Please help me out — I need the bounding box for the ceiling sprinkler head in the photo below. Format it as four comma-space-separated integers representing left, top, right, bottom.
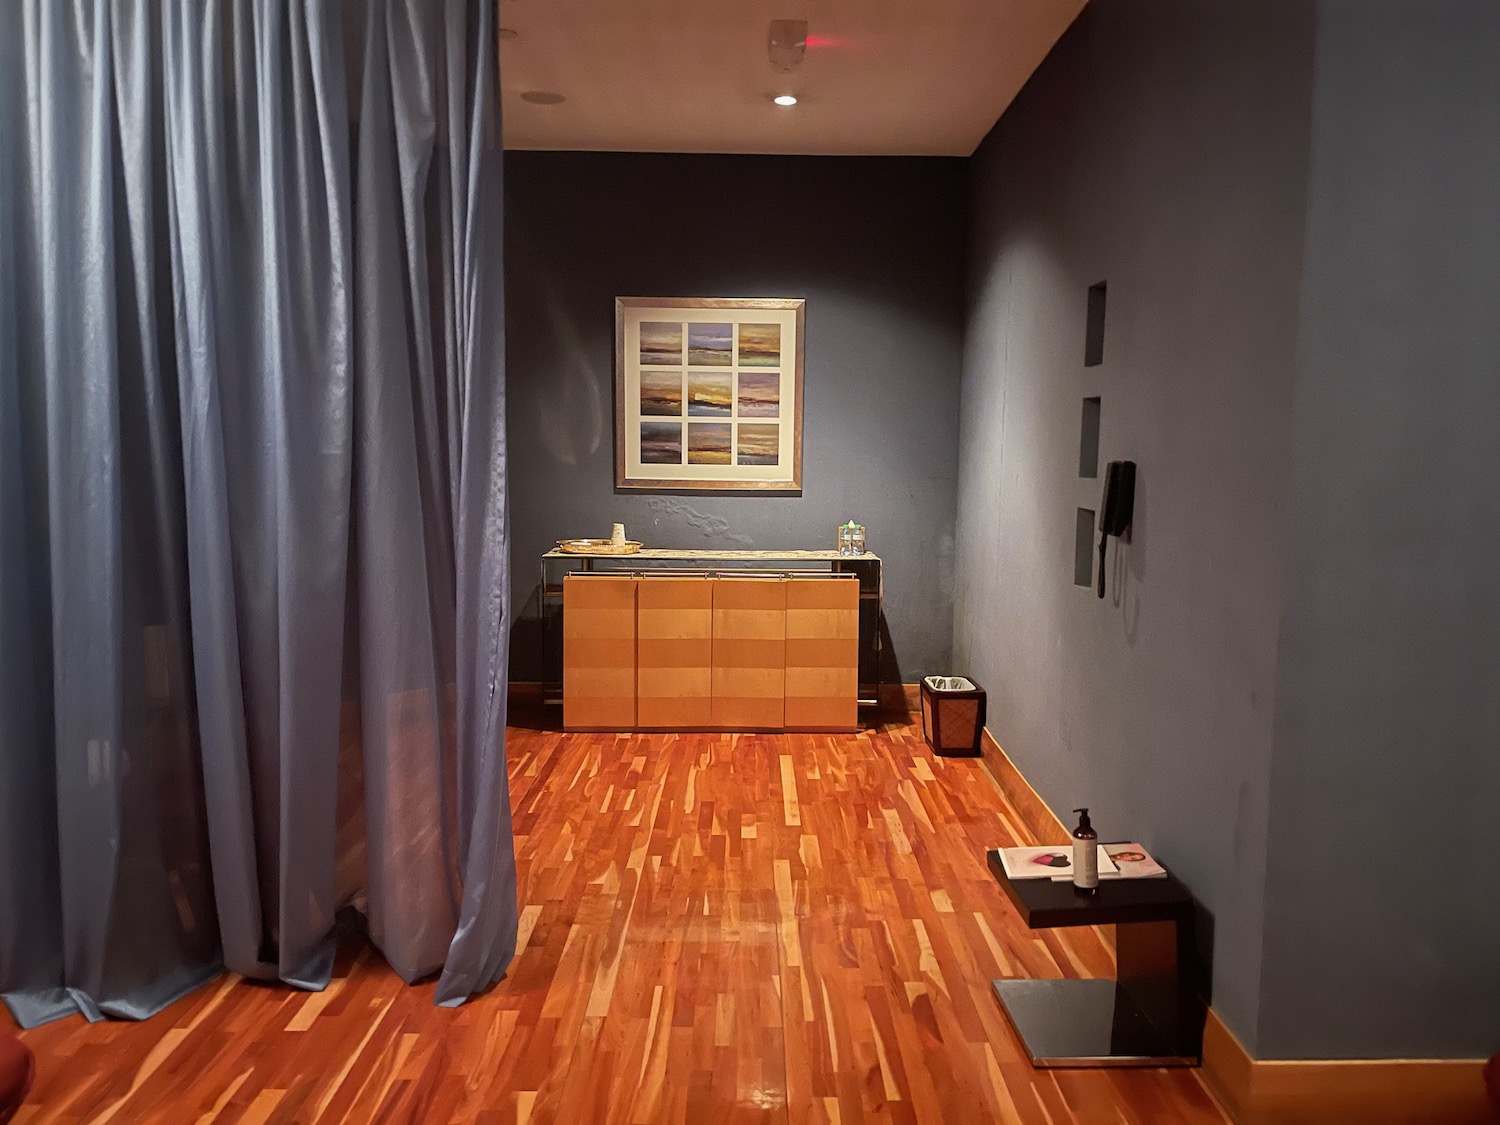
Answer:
768, 19, 808, 74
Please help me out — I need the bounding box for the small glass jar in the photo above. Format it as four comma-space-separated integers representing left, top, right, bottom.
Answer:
838, 520, 866, 556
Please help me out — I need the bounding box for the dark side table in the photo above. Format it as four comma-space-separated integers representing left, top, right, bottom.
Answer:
986, 848, 1205, 1067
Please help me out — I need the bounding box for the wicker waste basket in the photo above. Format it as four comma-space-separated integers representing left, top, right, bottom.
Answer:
919, 676, 986, 757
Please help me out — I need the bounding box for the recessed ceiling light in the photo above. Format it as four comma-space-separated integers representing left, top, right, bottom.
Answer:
498, 27, 518, 40
773, 94, 798, 107
520, 90, 566, 106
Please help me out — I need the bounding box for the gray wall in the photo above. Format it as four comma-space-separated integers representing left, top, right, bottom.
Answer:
954, 0, 1316, 1051
504, 151, 966, 682
960, 0, 1500, 1061
1258, 0, 1500, 1059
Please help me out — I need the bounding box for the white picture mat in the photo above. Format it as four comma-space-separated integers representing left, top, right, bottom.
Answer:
621, 305, 800, 485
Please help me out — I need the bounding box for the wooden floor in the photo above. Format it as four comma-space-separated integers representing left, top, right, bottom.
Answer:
13, 715, 1228, 1124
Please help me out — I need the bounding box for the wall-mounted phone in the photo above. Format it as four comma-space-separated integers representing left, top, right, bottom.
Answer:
1097, 460, 1136, 598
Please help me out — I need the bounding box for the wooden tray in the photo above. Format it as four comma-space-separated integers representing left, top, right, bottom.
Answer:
557, 538, 643, 555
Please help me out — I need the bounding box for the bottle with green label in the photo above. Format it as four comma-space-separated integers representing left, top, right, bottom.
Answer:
838, 520, 865, 556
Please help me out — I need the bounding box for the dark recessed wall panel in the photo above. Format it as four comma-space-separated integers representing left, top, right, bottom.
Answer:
1084, 281, 1108, 367
1073, 508, 1095, 586
1079, 396, 1102, 478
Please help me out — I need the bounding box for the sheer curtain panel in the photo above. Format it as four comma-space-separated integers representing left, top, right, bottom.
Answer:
0, 0, 516, 1028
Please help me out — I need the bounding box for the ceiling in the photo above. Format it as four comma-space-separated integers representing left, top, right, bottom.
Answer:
498, 0, 1086, 157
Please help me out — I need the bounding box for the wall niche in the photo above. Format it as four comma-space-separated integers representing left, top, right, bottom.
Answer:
1084, 281, 1107, 367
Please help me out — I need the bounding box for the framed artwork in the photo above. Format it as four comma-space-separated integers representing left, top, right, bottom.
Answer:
615, 297, 805, 491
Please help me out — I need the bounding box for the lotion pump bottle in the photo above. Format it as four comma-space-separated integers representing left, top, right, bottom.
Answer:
1072, 808, 1098, 890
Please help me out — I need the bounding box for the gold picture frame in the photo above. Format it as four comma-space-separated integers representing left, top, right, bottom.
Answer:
615, 297, 805, 491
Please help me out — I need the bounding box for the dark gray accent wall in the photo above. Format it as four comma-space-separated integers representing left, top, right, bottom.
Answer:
955, 0, 1316, 1052
1258, 0, 1500, 1059
504, 152, 966, 682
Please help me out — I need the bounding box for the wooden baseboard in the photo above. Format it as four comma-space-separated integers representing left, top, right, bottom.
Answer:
1202, 1009, 1494, 1125
977, 727, 1069, 845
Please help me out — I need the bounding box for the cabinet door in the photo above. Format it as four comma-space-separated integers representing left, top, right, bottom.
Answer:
711, 578, 786, 730
563, 575, 638, 730
637, 577, 713, 728
784, 576, 859, 731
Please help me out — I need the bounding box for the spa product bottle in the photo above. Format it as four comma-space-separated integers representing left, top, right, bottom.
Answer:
1072, 808, 1098, 890
838, 520, 865, 556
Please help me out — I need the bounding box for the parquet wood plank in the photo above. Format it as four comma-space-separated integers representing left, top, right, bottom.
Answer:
12, 714, 1226, 1124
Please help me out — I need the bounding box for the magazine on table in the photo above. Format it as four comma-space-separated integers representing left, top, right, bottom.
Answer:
997, 844, 1117, 881
1046, 842, 1168, 881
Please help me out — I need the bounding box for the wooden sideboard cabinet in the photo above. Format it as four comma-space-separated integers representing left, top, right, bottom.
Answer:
638, 576, 713, 729
785, 575, 859, 731
562, 572, 859, 732
561, 574, 638, 730
711, 577, 788, 730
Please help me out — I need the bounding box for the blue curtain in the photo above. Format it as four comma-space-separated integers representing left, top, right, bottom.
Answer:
0, 0, 516, 1027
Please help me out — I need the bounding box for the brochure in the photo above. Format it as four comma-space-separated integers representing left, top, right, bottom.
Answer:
1100, 842, 1167, 879
997, 844, 1117, 881
1044, 842, 1168, 881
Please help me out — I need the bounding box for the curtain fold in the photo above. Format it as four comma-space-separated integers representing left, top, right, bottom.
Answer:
0, 0, 515, 1029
